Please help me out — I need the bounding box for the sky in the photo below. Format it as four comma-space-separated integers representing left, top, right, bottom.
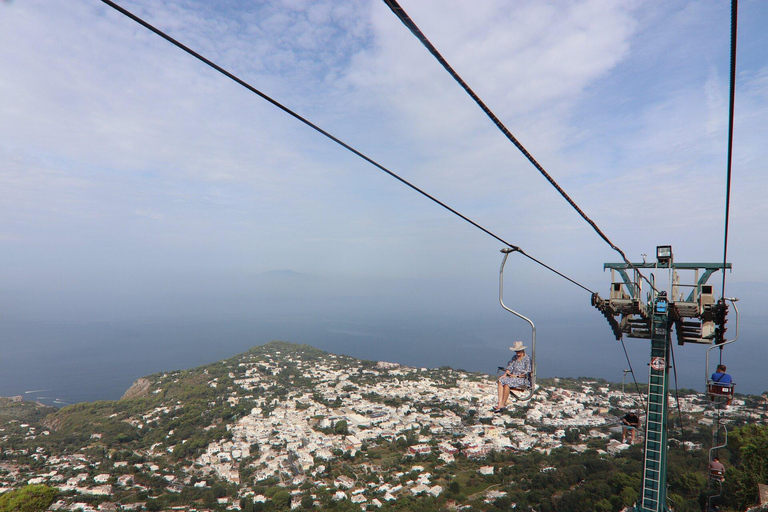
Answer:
1, 0, 767, 400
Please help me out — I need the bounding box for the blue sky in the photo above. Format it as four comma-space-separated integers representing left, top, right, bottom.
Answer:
1, 0, 767, 396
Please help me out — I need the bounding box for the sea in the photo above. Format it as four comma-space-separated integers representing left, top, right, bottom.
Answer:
1, 311, 765, 408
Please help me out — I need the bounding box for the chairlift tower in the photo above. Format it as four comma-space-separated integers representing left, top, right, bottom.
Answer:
591, 246, 732, 512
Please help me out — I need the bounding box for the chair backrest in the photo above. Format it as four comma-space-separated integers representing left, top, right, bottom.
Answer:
708, 384, 734, 397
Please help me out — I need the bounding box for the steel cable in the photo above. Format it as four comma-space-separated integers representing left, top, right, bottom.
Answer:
619, 337, 646, 411
99, 0, 594, 295
382, 0, 657, 293
721, 0, 738, 299
669, 341, 686, 442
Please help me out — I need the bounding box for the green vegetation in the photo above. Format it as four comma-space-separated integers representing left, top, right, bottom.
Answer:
1, 341, 766, 512
0, 484, 57, 512
0, 398, 55, 423
720, 423, 768, 511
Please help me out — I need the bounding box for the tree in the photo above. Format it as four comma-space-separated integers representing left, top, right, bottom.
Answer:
212, 483, 228, 498
273, 490, 291, 510
725, 424, 768, 510
0, 485, 57, 512
334, 420, 349, 436
564, 428, 581, 443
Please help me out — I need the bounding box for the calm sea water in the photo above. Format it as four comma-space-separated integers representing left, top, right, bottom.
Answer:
1, 313, 765, 407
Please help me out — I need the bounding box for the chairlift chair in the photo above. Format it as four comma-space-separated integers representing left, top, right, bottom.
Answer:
709, 420, 728, 482
499, 248, 536, 401
705, 298, 739, 405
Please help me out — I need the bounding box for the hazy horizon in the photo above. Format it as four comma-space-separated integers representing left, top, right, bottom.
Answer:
2, 1, 766, 406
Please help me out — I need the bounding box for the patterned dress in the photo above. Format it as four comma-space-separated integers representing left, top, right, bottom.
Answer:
499, 353, 532, 389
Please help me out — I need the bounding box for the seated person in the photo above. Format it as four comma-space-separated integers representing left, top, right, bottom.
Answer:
709, 456, 725, 482
711, 365, 733, 385
493, 341, 532, 413
709, 365, 734, 404
621, 411, 640, 444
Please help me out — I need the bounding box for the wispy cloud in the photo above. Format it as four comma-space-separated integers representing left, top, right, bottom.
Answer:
0, 0, 766, 318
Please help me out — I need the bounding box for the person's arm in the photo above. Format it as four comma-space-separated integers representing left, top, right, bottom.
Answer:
509, 357, 530, 378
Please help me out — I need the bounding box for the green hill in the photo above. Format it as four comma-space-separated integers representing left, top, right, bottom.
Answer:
0, 340, 764, 512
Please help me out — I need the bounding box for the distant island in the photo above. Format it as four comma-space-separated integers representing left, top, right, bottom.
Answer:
1, 341, 766, 512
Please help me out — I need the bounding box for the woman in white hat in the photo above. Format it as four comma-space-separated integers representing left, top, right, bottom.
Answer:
494, 341, 532, 412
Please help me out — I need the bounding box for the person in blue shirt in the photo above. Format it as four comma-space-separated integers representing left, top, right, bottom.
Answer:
711, 365, 732, 384
710, 364, 734, 405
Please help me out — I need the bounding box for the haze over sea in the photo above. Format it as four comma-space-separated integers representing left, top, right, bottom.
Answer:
2, 1, 768, 410
2, 279, 765, 407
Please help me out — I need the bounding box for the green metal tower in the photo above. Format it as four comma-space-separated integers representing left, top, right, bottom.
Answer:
639, 293, 671, 512
591, 246, 731, 512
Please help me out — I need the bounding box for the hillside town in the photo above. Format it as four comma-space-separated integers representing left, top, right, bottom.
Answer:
1, 342, 767, 511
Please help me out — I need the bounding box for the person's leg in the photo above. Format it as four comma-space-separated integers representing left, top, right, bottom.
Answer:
622, 426, 627, 443
496, 381, 504, 409
630, 428, 636, 444
501, 385, 510, 408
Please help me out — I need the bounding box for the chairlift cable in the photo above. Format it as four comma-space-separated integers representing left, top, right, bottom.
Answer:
669, 341, 686, 441
721, 0, 738, 300
619, 337, 646, 410
515, 249, 594, 294
382, 0, 658, 294
98, 0, 595, 295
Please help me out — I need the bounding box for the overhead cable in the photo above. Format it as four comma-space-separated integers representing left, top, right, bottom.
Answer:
382, 0, 657, 293
99, 0, 594, 295
669, 342, 686, 441
721, 0, 738, 299
619, 337, 646, 411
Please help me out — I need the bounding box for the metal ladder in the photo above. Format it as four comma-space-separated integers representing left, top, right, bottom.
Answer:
639, 332, 669, 512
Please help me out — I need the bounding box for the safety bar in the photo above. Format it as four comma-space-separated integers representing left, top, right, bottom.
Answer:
499, 248, 536, 401
705, 298, 739, 389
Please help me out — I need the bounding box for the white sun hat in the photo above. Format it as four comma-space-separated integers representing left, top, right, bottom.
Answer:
509, 341, 527, 351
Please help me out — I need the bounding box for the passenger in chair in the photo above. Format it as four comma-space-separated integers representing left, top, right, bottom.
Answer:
711, 365, 732, 385
621, 411, 641, 444
709, 456, 725, 482
710, 365, 733, 405
493, 341, 532, 413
